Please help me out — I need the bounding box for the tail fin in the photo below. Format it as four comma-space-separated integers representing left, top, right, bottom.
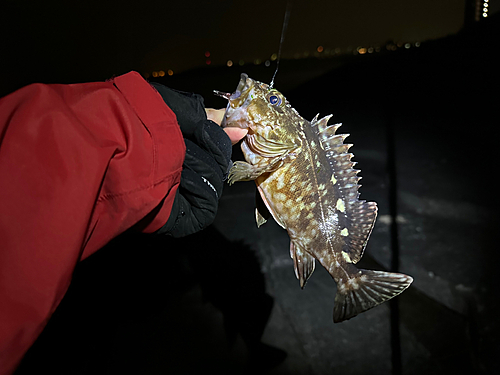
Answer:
333, 269, 413, 323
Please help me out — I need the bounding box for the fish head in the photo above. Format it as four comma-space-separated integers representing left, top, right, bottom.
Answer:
218, 73, 303, 148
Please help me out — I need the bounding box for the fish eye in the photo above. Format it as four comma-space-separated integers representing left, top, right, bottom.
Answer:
268, 94, 282, 106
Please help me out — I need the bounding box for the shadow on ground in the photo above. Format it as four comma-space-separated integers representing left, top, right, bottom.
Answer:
16, 227, 286, 374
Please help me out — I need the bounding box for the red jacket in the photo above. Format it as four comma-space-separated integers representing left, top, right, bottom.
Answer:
0, 71, 185, 373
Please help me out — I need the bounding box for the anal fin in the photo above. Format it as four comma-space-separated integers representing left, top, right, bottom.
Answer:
290, 241, 316, 288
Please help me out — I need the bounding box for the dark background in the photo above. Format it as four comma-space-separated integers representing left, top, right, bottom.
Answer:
2, 1, 499, 374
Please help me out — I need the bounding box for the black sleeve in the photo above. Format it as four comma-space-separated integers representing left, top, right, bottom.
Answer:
150, 82, 232, 237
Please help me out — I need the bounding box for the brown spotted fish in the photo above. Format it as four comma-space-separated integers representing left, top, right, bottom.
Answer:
217, 73, 413, 322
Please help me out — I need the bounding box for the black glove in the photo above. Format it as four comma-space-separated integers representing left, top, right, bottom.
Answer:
151, 82, 232, 238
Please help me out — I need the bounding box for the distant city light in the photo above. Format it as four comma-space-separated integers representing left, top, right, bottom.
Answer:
144, 37, 429, 76
483, 1, 489, 17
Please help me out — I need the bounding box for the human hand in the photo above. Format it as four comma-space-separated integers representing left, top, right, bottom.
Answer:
150, 82, 233, 237
205, 108, 248, 145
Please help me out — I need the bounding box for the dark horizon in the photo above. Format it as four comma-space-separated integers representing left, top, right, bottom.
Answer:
1, 0, 497, 96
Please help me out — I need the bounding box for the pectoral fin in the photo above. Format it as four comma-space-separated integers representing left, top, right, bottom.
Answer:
227, 149, 297, 185
290, 241, 316, 288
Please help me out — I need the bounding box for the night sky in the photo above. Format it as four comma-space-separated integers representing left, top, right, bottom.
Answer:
1, 0, 489, 95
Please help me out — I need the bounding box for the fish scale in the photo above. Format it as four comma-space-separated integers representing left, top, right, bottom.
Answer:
218, 73, 413, 322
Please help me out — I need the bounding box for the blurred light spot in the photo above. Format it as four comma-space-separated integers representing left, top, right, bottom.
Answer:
270, 53, 278, 61
264, 60, 271, 67
205, 51, 210, 58
415, 42, 421, 47
254, 59, 261, 65
303, 51, 309, 57
358, 48, 367, 54
206, 59, 211, 65
317, 45, 323, 53
368, 47, 374, 53
227, 60, 233, 67
168, 70, 174, 76
397, 42, 402, 47
143, 72, 150, 78
335, 48, 341, 54
152, 71, 158, 77
158, 70, 165, 77
404, 43, 411, 49
375, 46, 381, 52
239, 60, 245, 66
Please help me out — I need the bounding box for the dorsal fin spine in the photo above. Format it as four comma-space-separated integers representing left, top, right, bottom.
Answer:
310, 115, 378, 264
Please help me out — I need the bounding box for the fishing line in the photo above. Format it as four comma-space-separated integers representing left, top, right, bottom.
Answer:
269, 1, 293, 89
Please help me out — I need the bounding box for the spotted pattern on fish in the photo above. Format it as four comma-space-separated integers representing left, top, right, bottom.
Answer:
222, 73, 413, 322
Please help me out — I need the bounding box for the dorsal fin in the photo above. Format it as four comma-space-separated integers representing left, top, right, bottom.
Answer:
320, 134, 349, 151
311, 114, 333, 133
343, 201, 378, 263
313, 117, 378, 263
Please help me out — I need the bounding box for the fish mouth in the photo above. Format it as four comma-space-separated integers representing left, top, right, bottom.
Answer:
219, 73, 253, 129
231, 73, 249, 100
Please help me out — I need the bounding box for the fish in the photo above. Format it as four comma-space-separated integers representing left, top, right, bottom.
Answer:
216, 73, 413, 323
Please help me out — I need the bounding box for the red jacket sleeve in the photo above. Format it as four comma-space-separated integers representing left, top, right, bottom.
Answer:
0, 71, 185, 374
